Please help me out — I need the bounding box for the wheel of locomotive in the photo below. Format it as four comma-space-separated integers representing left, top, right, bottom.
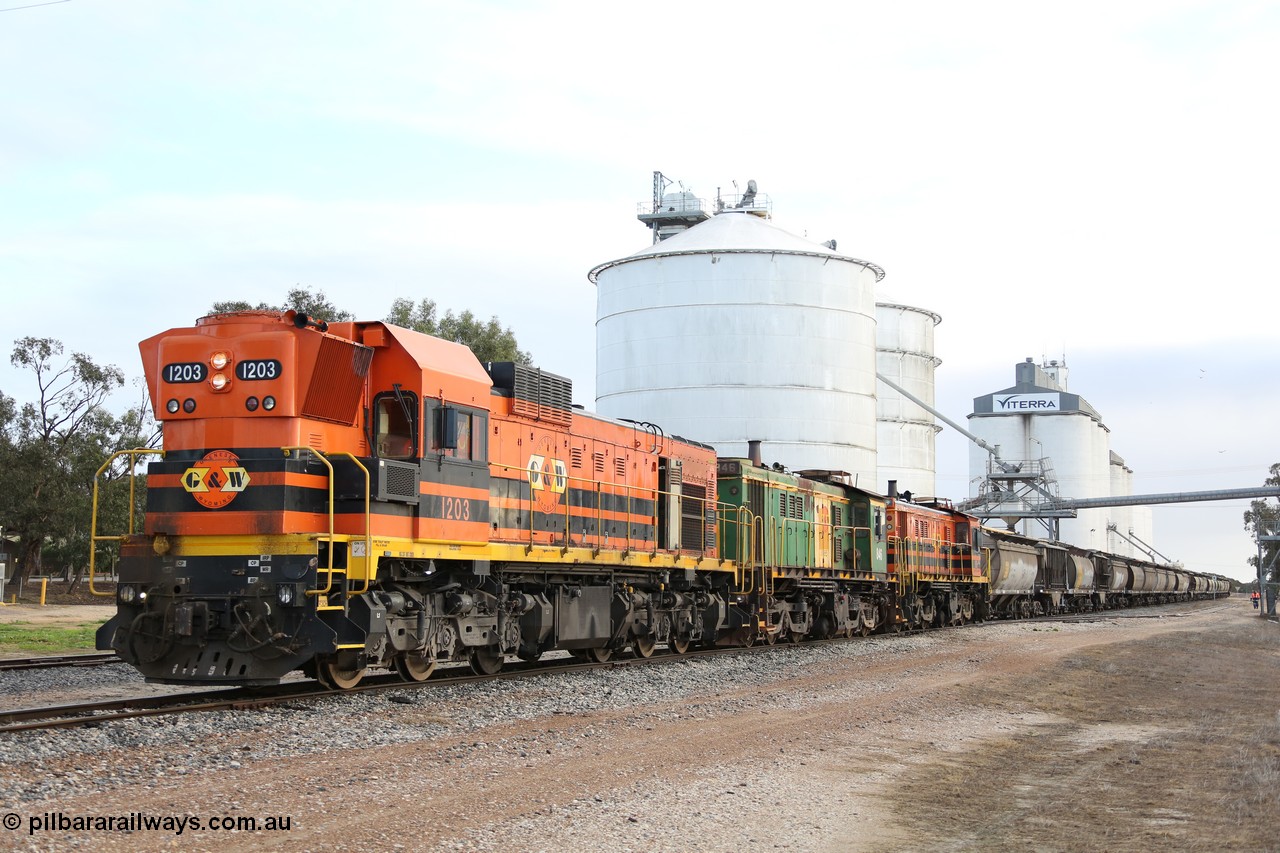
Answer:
585, 646, 613, 663
861, 601, 879, 635
394, 651, 437, 683
469, 647, 504, 676
909, 600, 923, 629
763, 625, 778, 645
814, 614, 834, 640
632, 634, 656, 659
668, 635, 691, 655
786, 626, 804, 644
920, 597, 936, 627
317, 655, 366, 690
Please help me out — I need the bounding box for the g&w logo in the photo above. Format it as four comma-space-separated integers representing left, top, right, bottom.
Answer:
528, 436, 567, 513
182, 449, 251, 509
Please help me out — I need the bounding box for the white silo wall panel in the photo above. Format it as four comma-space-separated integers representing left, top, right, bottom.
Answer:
876, 420, 937, 496
598, 306, 877, 392
967, 416, 1027, 490
1133, 506, 1154, 559
875, 303, 939, 354
875, 352, 937, 422
1031, 414, 1106, 547
596, 248, 879, 480
1108, 462, 1134, 557
875, 303, 940, 425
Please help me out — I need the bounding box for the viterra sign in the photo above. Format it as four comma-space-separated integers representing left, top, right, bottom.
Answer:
993, 393, 1062, 412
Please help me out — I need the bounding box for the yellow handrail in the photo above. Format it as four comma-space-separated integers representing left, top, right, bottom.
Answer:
327, 451, 372, 596
281, 447, 339, 598
88, 448, 161, 598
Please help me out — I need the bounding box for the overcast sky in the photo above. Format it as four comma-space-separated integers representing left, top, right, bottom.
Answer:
2, 1, 1275, 581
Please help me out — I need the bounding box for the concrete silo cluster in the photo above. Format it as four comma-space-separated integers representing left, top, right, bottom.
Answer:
590, 174, 941, 494
966, 358, 1153, 556
589, 173, 1156, 560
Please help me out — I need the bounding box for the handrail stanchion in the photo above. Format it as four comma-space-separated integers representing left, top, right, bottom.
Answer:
283, 447, 338, 599
89, 448, 162, 598
327, 452, 372, 596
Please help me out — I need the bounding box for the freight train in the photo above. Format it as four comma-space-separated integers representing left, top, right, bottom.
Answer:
91, 312, 1231, 688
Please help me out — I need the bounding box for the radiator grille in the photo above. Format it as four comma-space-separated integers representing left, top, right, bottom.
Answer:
302, 337, 373, 425
681, 482, 707, 551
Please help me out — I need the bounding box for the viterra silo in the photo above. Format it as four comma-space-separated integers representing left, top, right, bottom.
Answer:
590, 200, 885, 482
968, 358, 1113, 549
875, 302, 942, 496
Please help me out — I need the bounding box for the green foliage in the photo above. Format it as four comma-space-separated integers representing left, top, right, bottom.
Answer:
210, 285, 354, 322
210, 288, 531, 364
1242, 463, 1280, 584
0, 338, 156, 586
386, 297, 532, 365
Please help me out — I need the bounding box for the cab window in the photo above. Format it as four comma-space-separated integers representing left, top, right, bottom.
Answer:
374, 392, 418, 459
429, 405, 488, 463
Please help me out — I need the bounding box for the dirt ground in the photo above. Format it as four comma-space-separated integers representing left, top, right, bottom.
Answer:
0, 604, 115, 627
4, 598, 1278, 852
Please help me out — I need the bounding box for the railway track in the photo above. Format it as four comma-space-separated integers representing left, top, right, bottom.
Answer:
0, 647, 735, 734
0, 651, 120, 672
0, 599, 1226, 735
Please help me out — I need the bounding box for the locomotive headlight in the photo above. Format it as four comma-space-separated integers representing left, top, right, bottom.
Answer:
183, 398, 196, 413
210, 372, 229, 392
276, 583, 300, 606
263, 396, 276, 411
118, 584, 138, 604
166, 399, 180, 414
210, 351, 229, 370
245, 396, 259, 412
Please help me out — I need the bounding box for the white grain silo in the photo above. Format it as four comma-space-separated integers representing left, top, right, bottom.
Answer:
967, 358, 1113, 547
591, 195, 885, 481
875, 302, 942, 496
1108, 452, 1135, 557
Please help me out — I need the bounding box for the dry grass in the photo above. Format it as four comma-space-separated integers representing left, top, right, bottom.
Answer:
888, 616, 1280, 852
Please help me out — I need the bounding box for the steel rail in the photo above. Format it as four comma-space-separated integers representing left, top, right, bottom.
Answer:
0, 652, 120, 672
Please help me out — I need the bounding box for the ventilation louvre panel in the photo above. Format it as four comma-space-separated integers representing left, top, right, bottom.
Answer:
485, 362, 573, 427
302, 337, 373, 425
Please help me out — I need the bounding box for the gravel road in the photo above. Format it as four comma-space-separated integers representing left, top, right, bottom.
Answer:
0, 599, 1274, 852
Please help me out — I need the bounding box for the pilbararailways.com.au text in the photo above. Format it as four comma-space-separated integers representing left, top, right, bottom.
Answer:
6, 811, 293, 836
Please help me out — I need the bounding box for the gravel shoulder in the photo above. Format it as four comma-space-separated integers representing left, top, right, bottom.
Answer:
0, 598, 1274, 852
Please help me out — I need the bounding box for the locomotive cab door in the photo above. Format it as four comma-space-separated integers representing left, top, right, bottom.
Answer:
373, 389, 418, 460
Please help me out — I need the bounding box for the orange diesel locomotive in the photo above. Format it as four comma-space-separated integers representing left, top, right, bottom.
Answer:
94, 311, 736, 687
